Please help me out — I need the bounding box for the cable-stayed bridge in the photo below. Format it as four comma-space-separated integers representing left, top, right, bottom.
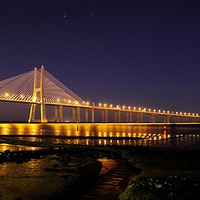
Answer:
0, 66, 199, 123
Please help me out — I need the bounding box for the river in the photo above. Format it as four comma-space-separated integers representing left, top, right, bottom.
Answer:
1, 122, 200, 150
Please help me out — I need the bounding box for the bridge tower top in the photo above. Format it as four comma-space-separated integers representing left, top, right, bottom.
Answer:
28, 65, 47, 122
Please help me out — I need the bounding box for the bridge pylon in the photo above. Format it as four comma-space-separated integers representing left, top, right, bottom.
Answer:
28, 66, 47, 123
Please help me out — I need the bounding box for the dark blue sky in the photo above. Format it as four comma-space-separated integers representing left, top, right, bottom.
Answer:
0, 0, 200, 120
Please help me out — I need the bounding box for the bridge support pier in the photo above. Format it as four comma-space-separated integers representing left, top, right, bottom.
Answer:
175, 116, 180, 123
71, 107, 80, 122
85, 108, 88, 122
102, 110, 105, 122
54, 105, 63, 122
71, 107, 76, 122
55, 106, 58, 122
101, 109, 108, 122
105, 110, 108, 122
59, 106, 63, 122
91, 108, 94, 122
76, 107, 80, 122
150, 114, 155, 123
137, 113, 142, 122
114, 111, 117, 122
130, 112, 132, 122
164, 116, 167, 122
85, 108, 95, 122
117, 111, 121, 122
126, 112, 129, 122
164, 115, 169, 123
28, 104, 36, 122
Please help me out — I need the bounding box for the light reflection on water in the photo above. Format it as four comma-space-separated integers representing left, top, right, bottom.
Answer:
0, 123, 200, 150
0, 143, 44, 152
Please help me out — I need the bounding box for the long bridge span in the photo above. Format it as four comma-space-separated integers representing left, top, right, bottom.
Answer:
0, 66, 199, 123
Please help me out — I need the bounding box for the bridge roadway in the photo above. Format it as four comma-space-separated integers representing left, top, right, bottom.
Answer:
0, 98, 199, 123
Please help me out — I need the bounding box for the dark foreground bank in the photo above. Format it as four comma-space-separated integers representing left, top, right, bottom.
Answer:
117, 146, 200, 199
0, 138, 200, 199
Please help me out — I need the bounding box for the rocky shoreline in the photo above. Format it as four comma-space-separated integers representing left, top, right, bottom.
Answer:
116, 146, 200, 199
0, 138, 200, 199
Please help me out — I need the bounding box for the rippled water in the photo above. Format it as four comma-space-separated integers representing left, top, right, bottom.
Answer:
80, 158, 136, 200
1, 123, 200, 150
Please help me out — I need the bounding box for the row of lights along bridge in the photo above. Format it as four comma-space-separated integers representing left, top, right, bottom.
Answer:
86, 102, 199, 117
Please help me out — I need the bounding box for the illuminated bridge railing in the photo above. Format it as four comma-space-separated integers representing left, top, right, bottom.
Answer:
90, 102, 200, 120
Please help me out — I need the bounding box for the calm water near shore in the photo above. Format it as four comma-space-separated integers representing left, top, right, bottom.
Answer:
0, 122, 200, 151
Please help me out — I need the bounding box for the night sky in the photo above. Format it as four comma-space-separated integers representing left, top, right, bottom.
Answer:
0, 0, 200, 121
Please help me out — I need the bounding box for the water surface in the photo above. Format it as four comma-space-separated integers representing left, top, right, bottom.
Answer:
1, 123, 200, 150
